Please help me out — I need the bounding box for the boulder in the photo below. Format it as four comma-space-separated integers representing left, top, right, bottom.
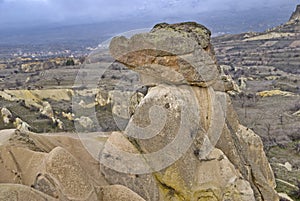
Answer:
109, 23, 220, 87
39, 147, 98, 200
13, 118, 31, 132
1, 107, 12, 124
75, 116, 94, 129
40, 101, 54, 118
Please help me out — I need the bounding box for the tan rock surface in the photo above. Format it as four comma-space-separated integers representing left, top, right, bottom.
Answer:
99, 185, 146, 201
0, 184, 57, 201
0, 130, 109, 200
100, 132, 160, 201
42, 147, 98, 200
109, 25, 219, 87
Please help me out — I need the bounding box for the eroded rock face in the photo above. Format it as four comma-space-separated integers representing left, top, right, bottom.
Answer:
0, 184, 57, 201
104, 22, 279, 201
235, 125, 278, 201
100, 132, 160, 201
0, 129, 148, 201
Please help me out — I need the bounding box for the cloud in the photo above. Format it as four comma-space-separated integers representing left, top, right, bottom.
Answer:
0, 0, 298, 28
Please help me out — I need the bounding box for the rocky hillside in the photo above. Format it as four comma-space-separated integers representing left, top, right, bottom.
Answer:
0, 22, 280, 201
212, 5, 300, 200
212, 4, 300, 148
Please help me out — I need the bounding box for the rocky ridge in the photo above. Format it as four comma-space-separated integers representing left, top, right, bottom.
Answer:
289, 5, 300, 24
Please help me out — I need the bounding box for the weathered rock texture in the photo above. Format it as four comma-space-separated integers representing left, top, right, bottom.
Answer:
0, 129, 146, 201
0, 22, 278, 201
109, 22, 220, 87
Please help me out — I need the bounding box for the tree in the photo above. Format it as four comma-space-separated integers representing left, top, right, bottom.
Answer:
291, 181, 300, 199
53, 76, 63, 86
66, 58, 75, 66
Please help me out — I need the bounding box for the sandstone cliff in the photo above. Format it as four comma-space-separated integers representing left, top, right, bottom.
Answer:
0, 22, 279, 201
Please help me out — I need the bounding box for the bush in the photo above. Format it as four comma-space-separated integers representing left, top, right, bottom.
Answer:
291, 181, 300, 199
66, 58, 75, 66
295, 143, 300, 153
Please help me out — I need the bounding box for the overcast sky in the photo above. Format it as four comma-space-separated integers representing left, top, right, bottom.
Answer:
0, 0, 299, 28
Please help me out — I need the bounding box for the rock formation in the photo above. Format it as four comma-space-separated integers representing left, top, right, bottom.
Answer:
104, 22, 279, 201
272, 4, 300, 33
0, 129, 145, 201
289, 5, 300, 23
0, 22, 279, 201
1, 107, 12, 124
